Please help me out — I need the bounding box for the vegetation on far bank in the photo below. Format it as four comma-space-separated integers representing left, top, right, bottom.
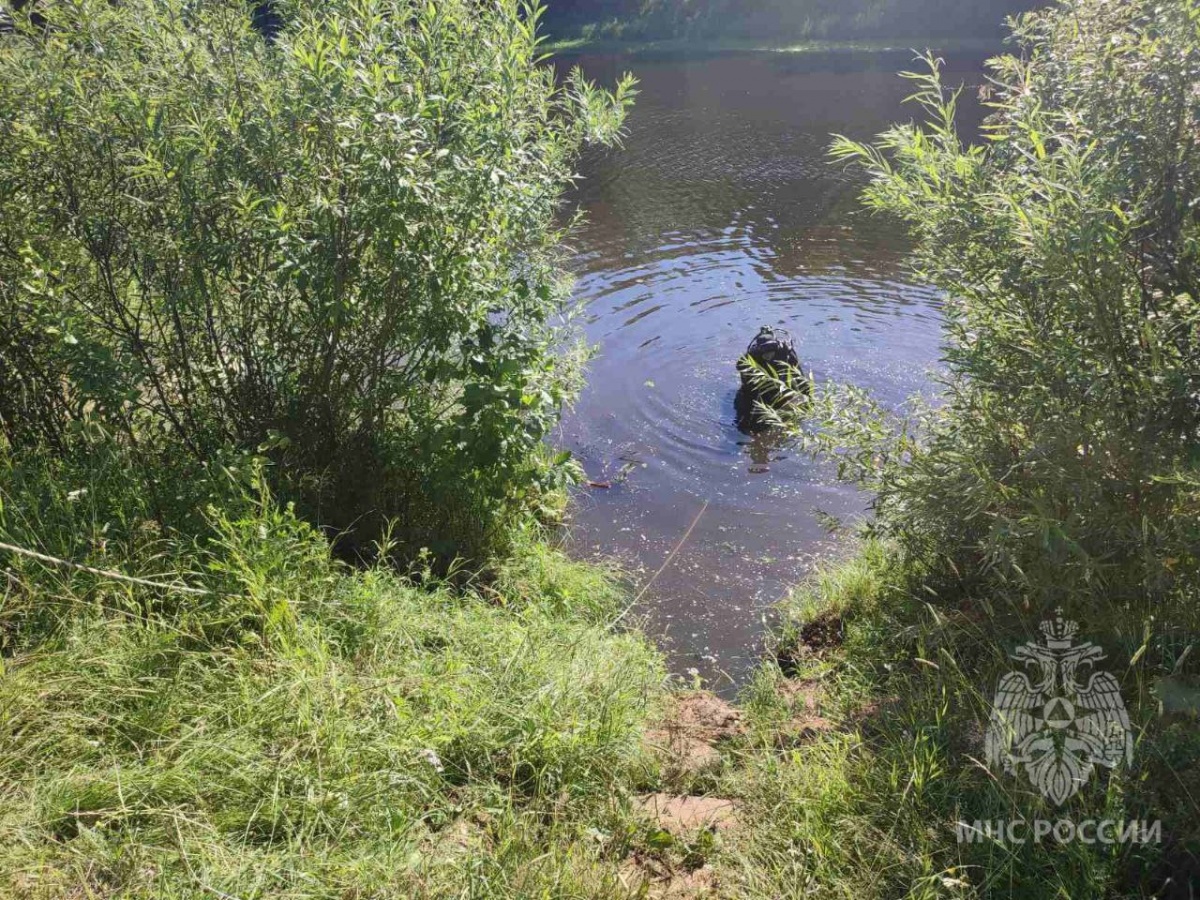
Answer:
543, 35, 1001, 58
541, 0, 1044, 49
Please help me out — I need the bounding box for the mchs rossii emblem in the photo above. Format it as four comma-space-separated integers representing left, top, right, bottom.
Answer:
985, 612, 1133, 805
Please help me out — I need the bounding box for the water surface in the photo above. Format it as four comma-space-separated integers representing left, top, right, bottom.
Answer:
556, 50, 985, 691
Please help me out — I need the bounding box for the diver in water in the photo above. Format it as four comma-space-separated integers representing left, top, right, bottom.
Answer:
734, 326, 809, 434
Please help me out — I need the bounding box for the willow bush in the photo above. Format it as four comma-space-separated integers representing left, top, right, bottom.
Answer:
0, 0, 632, 563
797, 0, 1200, 615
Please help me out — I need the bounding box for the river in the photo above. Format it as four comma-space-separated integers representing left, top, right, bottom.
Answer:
555, 48, 987, 693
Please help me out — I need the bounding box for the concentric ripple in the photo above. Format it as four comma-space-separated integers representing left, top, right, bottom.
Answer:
554, 51, 985, 692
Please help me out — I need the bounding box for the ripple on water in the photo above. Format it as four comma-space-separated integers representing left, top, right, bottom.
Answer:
554, 51, 984, 693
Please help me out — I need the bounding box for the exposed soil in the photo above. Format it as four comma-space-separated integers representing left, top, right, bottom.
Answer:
670, 690, 746, 741
620, 859, 721, 899
627, 679, 845, 897
644, 690, 745, 780
635, 793, 739, 838
777, 612, 844, 675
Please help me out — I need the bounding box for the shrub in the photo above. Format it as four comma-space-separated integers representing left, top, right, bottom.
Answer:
806, 0, 1200, 614
0, 0, 633, 564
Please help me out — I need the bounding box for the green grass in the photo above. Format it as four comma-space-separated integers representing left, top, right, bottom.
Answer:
2, 446, 1196, 899
707, 541, 1200, 898
0, 501, 670, 898
3, 454, 1196, 897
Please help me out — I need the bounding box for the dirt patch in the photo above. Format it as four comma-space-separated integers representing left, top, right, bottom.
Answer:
645, 691, 744, 779
777, 612, 844, 674
670, 691, 745, 742
644, 728, 723, 776
635, 793, 739, 838
772, 677, 836, 747
624, 782, 734, 899
620, 860, 719, 899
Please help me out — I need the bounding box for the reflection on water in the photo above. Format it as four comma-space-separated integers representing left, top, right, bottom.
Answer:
555, 50, 985, 693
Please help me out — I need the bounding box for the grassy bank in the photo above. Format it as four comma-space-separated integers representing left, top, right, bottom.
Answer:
714, 544, 1200, 897
4, 480, 1195, 898
0, 473, 672, 897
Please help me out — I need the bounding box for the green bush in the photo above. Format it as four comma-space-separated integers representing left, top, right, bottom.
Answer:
806, 0, 1200, 615
0, 0, 633, 564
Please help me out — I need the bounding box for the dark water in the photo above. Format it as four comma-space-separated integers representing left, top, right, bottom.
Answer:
555, 51, 985, 693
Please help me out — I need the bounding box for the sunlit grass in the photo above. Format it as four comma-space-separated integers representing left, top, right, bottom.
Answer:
0, 494, 668, 898
713, 541, 1199, 898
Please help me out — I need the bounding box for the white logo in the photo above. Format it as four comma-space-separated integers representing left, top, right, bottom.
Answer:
985, 613, 1133, 805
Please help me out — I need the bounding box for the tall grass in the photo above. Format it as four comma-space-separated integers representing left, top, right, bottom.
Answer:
715, 543, 1199, 897
0, 454, 667, 898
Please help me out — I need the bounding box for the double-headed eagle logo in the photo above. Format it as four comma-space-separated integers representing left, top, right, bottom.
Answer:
984, 613, 1133, 805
